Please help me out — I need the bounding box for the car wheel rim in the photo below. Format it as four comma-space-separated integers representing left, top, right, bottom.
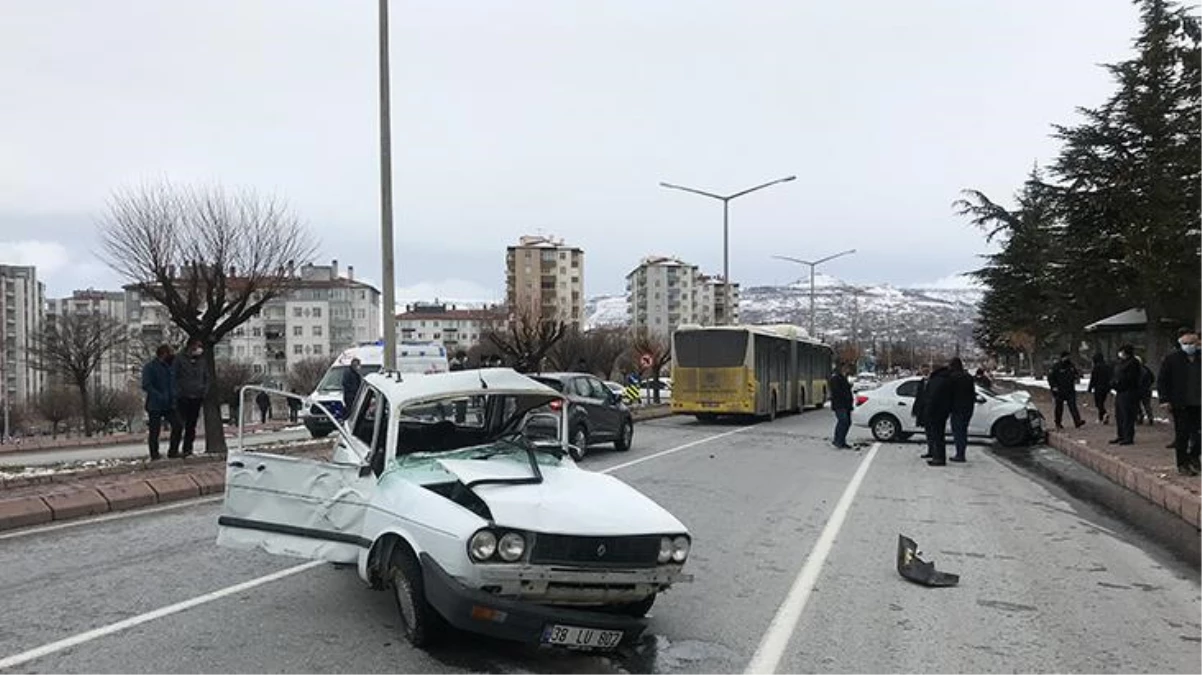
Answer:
394, 574, 417, 632
875, 420, 895, 439
574, 430, 587, 453
623, 424, 632, 446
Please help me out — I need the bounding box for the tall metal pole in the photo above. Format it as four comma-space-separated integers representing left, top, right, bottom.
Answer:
808, 264, 816, 338
722, 200, 730, 325
378, 0, 397, 368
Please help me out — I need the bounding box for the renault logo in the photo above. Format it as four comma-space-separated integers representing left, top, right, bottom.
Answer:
596, 544, 607, 558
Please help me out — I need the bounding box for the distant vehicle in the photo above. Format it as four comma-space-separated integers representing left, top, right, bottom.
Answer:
304, 341, 449, 438
528, 372, 635, 459
671, 324, 833, 422
640, 377, 672, 402
850, 377, 1045, 447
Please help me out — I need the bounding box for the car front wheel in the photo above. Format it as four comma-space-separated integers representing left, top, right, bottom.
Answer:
390, 548, 444, 648
870, 414, 902, 442
613, 419, 633, 452
994, 416, 1026, 447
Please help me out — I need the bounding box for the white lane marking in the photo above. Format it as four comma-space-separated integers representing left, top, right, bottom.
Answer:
599, 425, 756, 474
0, 496, 223, 542
0, 560, 324, 671
744, 442, 881, 675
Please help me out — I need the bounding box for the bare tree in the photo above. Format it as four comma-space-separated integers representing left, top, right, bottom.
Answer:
90, 386, 143, 434
487, 305, 567, 373
213, 359, 263, 426
548, 327, 628, 378
31, 312, 130, 436
286, 356, 333, 395
34, 387, 78, 438
630, 330, 672, 403
99, 181, 318, 453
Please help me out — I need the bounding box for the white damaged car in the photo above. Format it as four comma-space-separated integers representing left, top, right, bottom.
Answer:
217, 368, 692, 651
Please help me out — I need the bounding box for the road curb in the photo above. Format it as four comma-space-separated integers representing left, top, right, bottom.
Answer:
631, 404, 673, 422
1046, 431, 1200, 529
0, 495, 53, 529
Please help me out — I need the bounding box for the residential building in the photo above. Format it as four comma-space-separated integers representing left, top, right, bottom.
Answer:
396, 302, 507, 352
505, 235, 584, 328
625, 256, 741, 339
124, 260, 381, 382
46, 289, 137, 391
0, 265, 44, 405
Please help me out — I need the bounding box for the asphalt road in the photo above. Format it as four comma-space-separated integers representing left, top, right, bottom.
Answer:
0, 428, 311, 468
0, 415, 1198, 673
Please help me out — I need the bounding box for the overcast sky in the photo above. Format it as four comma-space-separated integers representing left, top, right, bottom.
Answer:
1, 0, 1139, 303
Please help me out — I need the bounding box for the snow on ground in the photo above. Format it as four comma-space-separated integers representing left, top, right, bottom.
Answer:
584, 295, 628, 329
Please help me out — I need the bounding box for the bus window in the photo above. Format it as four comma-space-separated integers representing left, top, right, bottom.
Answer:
675, 331, 748, 367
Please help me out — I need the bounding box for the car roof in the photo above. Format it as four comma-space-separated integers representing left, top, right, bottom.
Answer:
363, 368, 560, 406
528, 372, 590, 380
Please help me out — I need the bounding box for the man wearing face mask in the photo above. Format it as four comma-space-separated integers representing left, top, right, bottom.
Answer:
1110, 344, 1141, 446
1157, 329, 1201, 476
172, 338, 210, 457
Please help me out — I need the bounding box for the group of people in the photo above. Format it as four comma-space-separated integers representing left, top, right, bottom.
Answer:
140, 339, 210, 460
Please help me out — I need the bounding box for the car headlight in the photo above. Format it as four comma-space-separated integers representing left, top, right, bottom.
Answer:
497, 532, 526, 562
670, 535, 690, 563
658, 536, 673, 564
469, 530, 497, 561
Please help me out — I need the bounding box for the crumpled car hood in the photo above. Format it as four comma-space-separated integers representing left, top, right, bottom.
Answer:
435, 458, 687, 536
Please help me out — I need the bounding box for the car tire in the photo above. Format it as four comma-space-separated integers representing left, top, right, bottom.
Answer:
613, 419, 633, 452
870, 414, 902, 442
389, 548, 444, 648
309, 428, 332, 439
570, 426, 589, 461
993, 416, 1026, 447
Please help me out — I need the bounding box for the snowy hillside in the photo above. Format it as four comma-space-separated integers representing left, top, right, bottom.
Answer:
584, 273, 983, 352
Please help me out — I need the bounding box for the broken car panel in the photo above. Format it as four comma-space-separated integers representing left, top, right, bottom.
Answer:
216, 369, 693, 651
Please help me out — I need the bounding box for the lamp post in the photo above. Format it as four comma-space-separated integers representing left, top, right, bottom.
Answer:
771, 249, 856, 339
378, 0, 397, 368
659, 176, 796, 325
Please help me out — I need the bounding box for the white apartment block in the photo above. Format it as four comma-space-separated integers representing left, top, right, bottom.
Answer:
0, 265, 45, 405
626, 256, 740, 339
46, 289, 138, 392
125, 261, 381, 383
396, 302, 506, 353
505, 235, 584, 328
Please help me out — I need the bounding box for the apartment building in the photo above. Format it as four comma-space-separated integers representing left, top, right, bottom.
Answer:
46, 289, 137, 391
505, 235, 584, 328
626, 256, 740, 339
396, 302, 506, 352
0, 265, 44, 405
125, 260, 381, 382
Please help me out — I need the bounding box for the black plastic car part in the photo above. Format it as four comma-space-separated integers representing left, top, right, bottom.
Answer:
896, 534, 960, 587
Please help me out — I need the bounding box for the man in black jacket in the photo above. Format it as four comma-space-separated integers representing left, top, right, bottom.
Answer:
947, 358, 976, 462
828, 363, 854, 449
341, 358, 363, 419
1048, 352, 1085, 430
920, 363, 953, 466
1158, 329, 1201, 475
1111, 345, 1141, 445
1088, 352, 1113, 424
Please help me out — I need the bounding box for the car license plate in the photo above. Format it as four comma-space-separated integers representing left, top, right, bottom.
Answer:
541, 624, 623, 650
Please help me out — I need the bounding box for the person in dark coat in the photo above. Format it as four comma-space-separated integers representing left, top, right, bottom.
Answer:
1157, 330, 1201, 475
920, 363, 953, 466
1047, 352, 1085, 429
912, 365, 931, 439
286, 389, 302, 423
172, 338, 209, 457
948, 358, 976, 462
827, 362, 854, 449
141, 344, 181, 460
255, 390, 271, 424
1088, 352, 1113, 424
1110, 345, 1141, 445
1135, 357, 1156, 425
341, 358, 363, 419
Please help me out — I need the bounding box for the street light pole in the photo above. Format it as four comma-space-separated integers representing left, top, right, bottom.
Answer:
377, 0, 397, 368
771, 249, 857, 338
659, 175, 796, 325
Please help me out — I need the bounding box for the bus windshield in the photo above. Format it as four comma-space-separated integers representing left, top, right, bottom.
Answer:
315, 364, 382, 393
674, 331, 748, 368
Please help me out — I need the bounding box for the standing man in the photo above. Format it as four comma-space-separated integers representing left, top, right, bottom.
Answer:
255, 390, 271, 424
912, 364, 931, 452
1088, 352, 1113, 424
948, 358, 976, 463
449, 351, 467, 371
1111, 344, 1141, 446
828, 362, 854, 449
1048, 352, 1085, 430
1158, 329, 1201, 476
1136, 356, 1156, 425
172, 338, 209, 457
921, 361, 953, 466
141, 345, 181, 460
341, 358, 363, 419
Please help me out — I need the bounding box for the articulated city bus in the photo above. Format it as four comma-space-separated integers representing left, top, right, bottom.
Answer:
670, 324, 833, 421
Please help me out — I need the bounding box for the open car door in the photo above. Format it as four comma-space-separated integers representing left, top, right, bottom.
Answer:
216, 385, 382, 564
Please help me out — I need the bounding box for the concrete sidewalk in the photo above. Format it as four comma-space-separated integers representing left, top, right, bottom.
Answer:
0, 420, 297, 454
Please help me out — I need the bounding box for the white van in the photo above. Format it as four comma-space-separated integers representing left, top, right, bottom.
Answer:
303, 341, 449, 438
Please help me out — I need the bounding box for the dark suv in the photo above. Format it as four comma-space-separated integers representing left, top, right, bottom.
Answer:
528, 372, 634, 458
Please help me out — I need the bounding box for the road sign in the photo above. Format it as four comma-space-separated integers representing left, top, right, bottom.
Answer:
639, 353, 653, 369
